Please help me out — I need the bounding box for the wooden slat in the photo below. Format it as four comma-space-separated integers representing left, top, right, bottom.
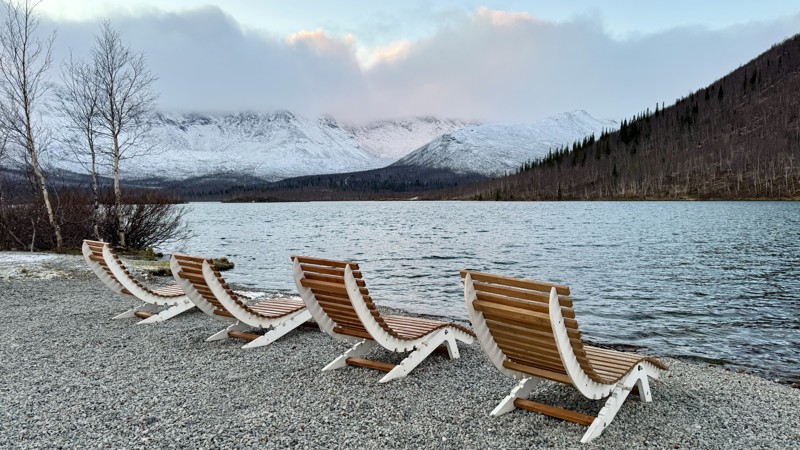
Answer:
501, 349, 567, 373
292, 255, 359, 270
473, 300, 552, 327
172, 253, 210, 263
346, 357, 396, 372
133, 311, 154, 319
472, 281, 574, 310
228, 331, 259, 341
461, 270, 570, 295
301, 278, 349, 295
503, 360, 572, 384
315, 292, 355, 306
300, 264, 363, 279
177, 271, 209, 285
484, 316, 582, 340
213, 309, 233, 317
304, 272, 367, 287
476, 291, 578, 325
513, 398, 595, 426
333, 326, 372, 340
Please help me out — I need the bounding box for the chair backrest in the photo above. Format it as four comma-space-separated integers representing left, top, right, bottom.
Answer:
461, 270, 602, 384
292, 256, 399, 340
171, 253, 249, 315
83, 240, 129, 294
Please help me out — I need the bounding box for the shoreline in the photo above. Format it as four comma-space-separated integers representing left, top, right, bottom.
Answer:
2, 252, 800, 447
1, 250, 797, 389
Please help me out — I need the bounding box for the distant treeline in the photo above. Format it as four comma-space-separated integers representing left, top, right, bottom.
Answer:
166, 166, 487, 202
445, 34, 800, 200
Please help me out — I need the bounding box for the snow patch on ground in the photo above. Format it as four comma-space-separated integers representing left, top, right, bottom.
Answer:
0, 252, 88, 280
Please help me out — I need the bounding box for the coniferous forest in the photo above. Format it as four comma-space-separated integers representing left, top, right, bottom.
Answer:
451, 35, 800, 200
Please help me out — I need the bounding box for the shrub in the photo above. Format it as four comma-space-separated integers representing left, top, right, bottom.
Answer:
0, 187, 191, 251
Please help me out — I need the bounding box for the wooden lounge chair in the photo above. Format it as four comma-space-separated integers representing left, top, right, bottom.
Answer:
171, 253, 312, 348
461, 270, 668, 443
82, 240, 193, 324
292, 256, 475, 383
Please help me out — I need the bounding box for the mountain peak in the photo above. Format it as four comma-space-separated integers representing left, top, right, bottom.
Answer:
393, 111, 617, 176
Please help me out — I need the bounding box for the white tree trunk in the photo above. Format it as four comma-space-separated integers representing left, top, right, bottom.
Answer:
113, 136, 124, 248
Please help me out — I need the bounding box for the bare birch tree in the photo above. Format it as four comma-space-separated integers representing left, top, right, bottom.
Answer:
0, 0, 61, 249
92, 21, 157, 248
55, 54, 102, 239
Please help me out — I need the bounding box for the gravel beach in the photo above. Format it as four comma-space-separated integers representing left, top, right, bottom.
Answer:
1, 254, 798, 449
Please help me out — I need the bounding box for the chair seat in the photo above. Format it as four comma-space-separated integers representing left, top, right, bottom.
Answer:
583, 346, 654, 381
249, 298, 306, 319
151, 284, 185, 298
383, 315, 447, 339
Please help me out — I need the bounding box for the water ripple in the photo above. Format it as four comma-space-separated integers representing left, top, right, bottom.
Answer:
173, 201, 800, 384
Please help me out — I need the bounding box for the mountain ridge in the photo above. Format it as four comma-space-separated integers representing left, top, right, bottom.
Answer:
394, 110, 616, 176
449, 34, 800, 200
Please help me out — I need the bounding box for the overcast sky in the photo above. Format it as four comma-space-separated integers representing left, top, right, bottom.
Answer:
35, 1, 800, 123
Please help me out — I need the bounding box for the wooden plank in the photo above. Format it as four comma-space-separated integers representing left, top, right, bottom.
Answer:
346, 357, 396, 372
473, 281, 574, 310
304, 272, 367, 287
300, 278, 349, 295
461, 270, 570, 295
503, 360, 571, 384
177, 271, 210, 285
333, 326, 372, 339
476, 291, 578, 326
133, 311, 154, 319
172, 253, 210, 263
513, 398, 595, 426
292, 255, 359, 270
473, 300, 552, 327
484, 316, 582, 340
300, 264, 363, 279
213, 309, 233, 317
228, 330, 260, 341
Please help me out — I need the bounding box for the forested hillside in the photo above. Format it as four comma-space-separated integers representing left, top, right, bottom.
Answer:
454, 34, 800, 200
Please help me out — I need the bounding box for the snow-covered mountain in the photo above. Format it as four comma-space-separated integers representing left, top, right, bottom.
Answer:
345, 117, 479, 160
140, 111, 386, 181
393, 110, 617, 176
48, 112, 476, 182
46, 109, 616, 183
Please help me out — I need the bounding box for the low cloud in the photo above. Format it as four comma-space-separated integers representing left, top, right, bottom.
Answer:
43, 6, 800, 123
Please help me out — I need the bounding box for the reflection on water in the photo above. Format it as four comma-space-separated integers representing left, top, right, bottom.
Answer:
173, 201, 800, 384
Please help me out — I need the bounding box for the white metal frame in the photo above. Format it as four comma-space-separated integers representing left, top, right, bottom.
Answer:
293, 259, 473, 382
464, 273, 663, 443
169, 256, 312, 348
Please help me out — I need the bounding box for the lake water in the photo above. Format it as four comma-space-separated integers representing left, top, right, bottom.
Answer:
174, 201, 800, 384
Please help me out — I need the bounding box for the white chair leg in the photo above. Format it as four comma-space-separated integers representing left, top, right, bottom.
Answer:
443, 332, 460, 359
137, 298, 195, 324
635, 369, 653, 403
581, 367, 641, 444
323, 339, 377, 371
379, 329, 450, 383
206, 322, 249, 342
491, 377, 540, 417
242, 310, 313, 349
113, 303, 158, 320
